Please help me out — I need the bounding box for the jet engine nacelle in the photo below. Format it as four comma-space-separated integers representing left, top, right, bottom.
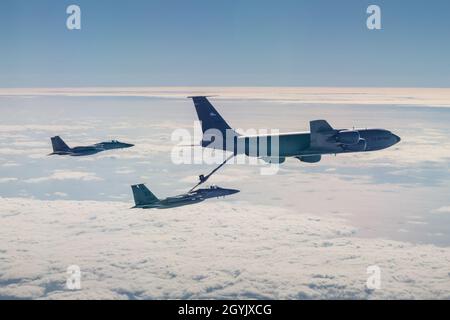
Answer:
336, 130, 360, 145
296, 155, 322, 163
343, 139, 367, 152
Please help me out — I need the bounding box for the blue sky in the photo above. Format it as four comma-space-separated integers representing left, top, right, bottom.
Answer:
1, 0, 449, 87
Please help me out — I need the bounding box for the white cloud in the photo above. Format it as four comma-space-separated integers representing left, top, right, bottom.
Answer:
0, 197, 449, 300
53, 192, 68, 198
0, 124, 90, 133
24, 170, 103, 183
433, 206, 450, 214
2, 162, 20, 167
114, 168, 136, 175
0, 178, 18, 183
0, 146, 49, 158
2, 141, 49, 148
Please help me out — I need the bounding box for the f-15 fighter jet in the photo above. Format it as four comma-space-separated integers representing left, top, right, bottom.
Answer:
49, 136, 134, 157
131, 184, 239, 209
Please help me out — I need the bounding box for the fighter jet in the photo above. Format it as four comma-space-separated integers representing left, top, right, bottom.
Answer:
189, 96, 401, 164
49, 136, 134, 157
131, 184, 239, 209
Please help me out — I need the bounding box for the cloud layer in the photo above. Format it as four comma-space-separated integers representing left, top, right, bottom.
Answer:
24, 170, 103, 183
0, 197, 449, 300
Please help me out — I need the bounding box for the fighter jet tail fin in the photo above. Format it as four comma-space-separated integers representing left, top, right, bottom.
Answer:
51, 136, 71, 152
131, 184, 159, 206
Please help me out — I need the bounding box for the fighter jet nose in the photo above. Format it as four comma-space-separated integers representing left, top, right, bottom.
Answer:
393, 134, 401, 144
229, 189, 240, 195
126, 143, 135, 148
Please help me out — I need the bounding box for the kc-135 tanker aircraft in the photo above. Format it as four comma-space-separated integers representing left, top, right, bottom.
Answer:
190, 96, 401, 164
